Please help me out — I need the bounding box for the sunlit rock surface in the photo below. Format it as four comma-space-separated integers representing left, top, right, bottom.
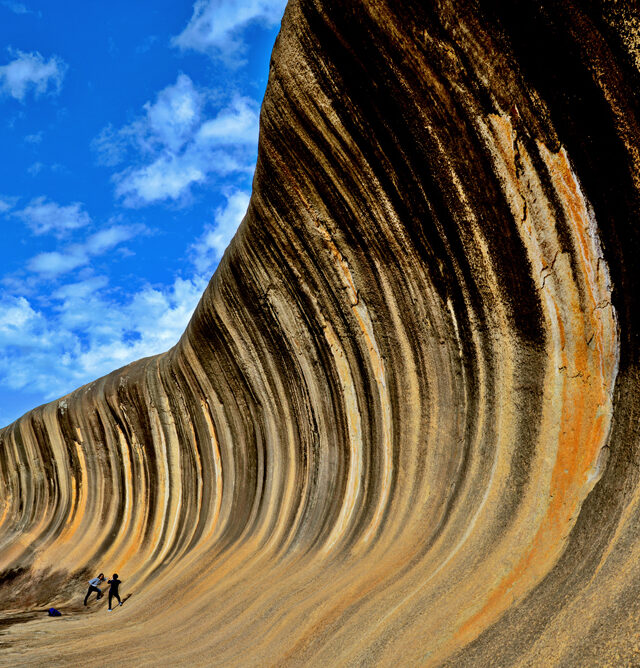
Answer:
2, 0, 640, 664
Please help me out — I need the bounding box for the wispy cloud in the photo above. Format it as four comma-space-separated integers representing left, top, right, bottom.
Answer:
93, 74, 206, 165
0, 50, 66, 101
13, 197, 91, 236
24, 131, 42, 143
191, 189, 249, 273
27, 223, 146, 278
27, 161, 43, 176
135, 35, 158, 55
173, 0, 286, 66
116, 157, 207, 205
0, 275, 205, 403
93, 74, 259, 206
1, 1, 40, 17
27, 250, 86, 277
0, 296, 39, 341
0, 196, 16, 213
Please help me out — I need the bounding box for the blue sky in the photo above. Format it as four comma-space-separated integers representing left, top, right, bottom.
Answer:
0, 0, 287, 426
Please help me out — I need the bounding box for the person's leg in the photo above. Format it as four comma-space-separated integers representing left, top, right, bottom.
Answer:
109, 591, 113, 610
84, 585, 99, 605
114, 592, 121, 605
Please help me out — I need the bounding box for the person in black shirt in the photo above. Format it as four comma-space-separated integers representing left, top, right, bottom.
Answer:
107, 574, 123, 611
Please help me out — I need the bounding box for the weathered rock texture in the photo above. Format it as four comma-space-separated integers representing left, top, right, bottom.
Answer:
2, 0, 640, 665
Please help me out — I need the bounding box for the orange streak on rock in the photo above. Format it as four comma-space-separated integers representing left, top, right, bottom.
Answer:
455, 126, 618, 646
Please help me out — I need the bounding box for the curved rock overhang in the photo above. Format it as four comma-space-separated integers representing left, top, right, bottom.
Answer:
1, 1, 640, 665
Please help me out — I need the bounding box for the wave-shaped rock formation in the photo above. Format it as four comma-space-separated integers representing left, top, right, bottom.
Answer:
2, 0, 640, 664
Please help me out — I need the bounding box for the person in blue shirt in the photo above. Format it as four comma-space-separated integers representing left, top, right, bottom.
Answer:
83, 573, 105, 606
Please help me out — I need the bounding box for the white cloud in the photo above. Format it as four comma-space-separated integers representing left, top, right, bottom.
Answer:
196, 95, 258, 143
93, 74, 205, 165
76, 277, 206, 375
26, 223, 145, 278
0, 275, 206, 403
52, 275, 109, 300
27, 250, 86, 276
25, 131, 42, 143
13, 197, 91, 236
84, 225, 140, 255
0, 296, 40, 343
27, 161, 43, 176
94, 74, 259, 206
92, 124, 127, 167
191, 189, 249, 273
1, 1, 39, 16
173, 0, 286, 65
142, 73, 205, 152
116, 157, 206, 204
0, 50, 66, 101
0, 196, 16, 213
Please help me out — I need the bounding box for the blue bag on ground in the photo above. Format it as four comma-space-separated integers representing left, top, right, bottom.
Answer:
48, 608, 62, 617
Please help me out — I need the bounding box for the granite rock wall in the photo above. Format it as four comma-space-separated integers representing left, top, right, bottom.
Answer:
1, 1, 640, 665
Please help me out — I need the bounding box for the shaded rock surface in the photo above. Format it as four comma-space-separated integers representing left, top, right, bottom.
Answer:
1, 0, 640, 665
